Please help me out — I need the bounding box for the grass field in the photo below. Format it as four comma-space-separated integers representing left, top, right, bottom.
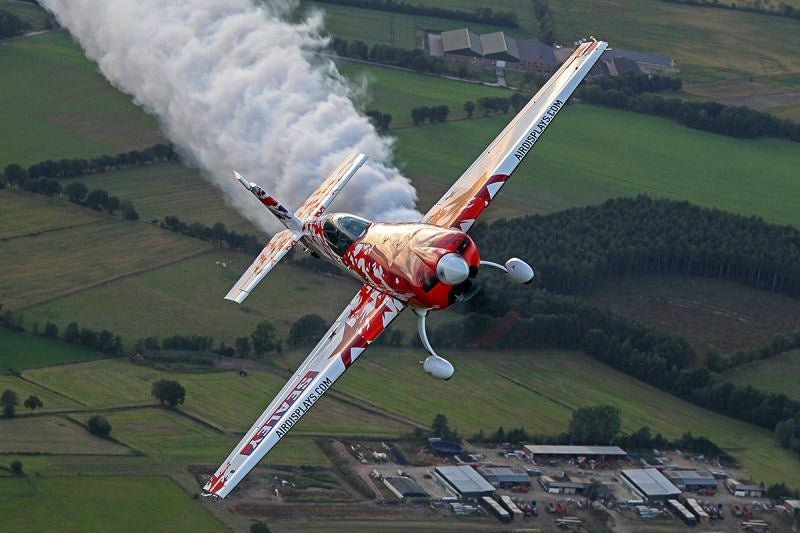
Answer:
0, 476, 226, 533
0, 190, 99, 240
305, 1, 533, 50
26, 359, 412, 437
0, 328, 101, 370
0, 373, 82, 411
331, 347, 800, 486
338, 61, 509, 124
0, 0, 50, 31
767, 102, 800, 122
585, 274, 800, 357
63, 163, 262, 235
723, 349, 800, 401
550, 0, 800, 86
0, 31, 164, 168
0, 416, 132, 455
391, 104, 800, 226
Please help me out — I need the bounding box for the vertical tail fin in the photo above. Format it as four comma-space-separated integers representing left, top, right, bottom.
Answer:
234, 170, 302, 232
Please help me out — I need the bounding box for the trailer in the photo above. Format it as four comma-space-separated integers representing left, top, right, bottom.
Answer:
668, 499, 698, 526
479, 496, 511, 523
498, 494, 524, 520
683, 497, 710, 525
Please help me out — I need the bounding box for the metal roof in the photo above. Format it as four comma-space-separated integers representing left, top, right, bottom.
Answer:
665, 470, 717, 485
622, 469, 681, 497
384, 476, 428, 498
525, 445, 627, 456
516, 38, 557, 65
441, 29, 482, 57
436, 466, 495, 497
480, 32, 519, 61
479, 467, 530, 483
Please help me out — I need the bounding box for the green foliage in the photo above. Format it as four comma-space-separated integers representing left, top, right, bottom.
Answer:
9, 460, 23, 476
1, 389, 18, 417
235, 336, 251, 358
87, 415, 111, 438
430, 414, 460, 441
586, 480, 602, 502
23, 395, 43, 411
569, 405, 621, 445
249, 522, 271, 533
0, 9, 27, 38
463, 100, 475, 118
251, 322, 278, 358
287, 314, 328, 347
151, 380, 185, 408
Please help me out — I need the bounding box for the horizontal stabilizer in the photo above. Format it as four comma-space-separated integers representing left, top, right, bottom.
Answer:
225, 229, 301, 303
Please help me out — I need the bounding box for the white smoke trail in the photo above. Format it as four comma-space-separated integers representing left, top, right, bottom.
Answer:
40, 0, 420, 232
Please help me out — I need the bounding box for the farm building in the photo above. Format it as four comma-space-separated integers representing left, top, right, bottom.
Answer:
524, 444, 627, 462
620, 469, 681, 501
665, 470, 718, 490
440, 28, 483, 57
724, 479, 765, 498
428, 29, 557, 73
538, 475, 587, 495
383, 476, 428, 501
428, 438, 462, 456
434, 466, 495, 498
479, 32, 519, 62
478, 467, 531, 488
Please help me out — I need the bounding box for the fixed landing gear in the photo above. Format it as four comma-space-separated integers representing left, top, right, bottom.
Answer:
415, 309, 454, 380
480, 258, 534, 284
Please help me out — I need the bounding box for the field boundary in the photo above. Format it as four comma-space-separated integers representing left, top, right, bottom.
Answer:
16, 374, 88, 407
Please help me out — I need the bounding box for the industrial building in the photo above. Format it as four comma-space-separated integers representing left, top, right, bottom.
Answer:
383, 476, 429, 501
539, 475, 587, 495
665, 470, 718, 491
725, 478, 765, 498
434, 466, 495, 498
524, 444, 627, 462
428, 29, 558, 73
478, 466, 531, 488
620, 469, 682, 501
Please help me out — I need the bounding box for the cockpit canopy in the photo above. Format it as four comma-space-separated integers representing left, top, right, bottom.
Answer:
322, 213, 371, 256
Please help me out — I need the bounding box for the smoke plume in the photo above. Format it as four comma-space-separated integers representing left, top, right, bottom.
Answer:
40, 0, 420, 231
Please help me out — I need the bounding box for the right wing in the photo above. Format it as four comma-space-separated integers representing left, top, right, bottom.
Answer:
294, 152, 368, 221
224, 228, 301, 303
204, 284, 404, 498
421, 40, 607, 232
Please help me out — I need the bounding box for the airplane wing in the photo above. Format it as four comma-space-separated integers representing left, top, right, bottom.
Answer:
204, 284, 404, 498
421, 40, 607, 232
224, 229, 302, 304
294, 152, 368, 221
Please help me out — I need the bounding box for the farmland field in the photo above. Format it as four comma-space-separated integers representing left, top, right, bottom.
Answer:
550, 0, 800, 86
62, 163, 262, 235
0, 0, 50, 30
391, 104, 800, 226
0, 476, 226, 533
0, 328, 101, 370
585, 274, 800, 357
0, 373, 82, 411
723, 349, 800, 401
0, 31, 164, 167
332, 347, 800, 486
0, 190, 99, 240
0, 416, 132, 455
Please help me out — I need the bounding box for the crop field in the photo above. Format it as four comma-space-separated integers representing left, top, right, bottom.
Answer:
0, 212, 209, 310
768, 102, 800, 122
391, 104, 800, 226
0, 453, 159, 477
0, 328, 101, 370
0, 32, 164, 168
550, 0, 800, 87
723, 349, 800, 401
0, 190, 99, 240
25, 359, 412, 437
305, 1, 532, 49
332, 347, 800, 486
338, 61, 508, 124
0, 476, 226, 533
0, 373, 82, 411
0, 0, 50, 30
410, 0, 539, 35
0, 416, 132, 455
585, 274, 800, 357
63, 163, 262, 235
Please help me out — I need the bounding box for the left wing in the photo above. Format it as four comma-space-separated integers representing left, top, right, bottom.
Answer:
204, 284, 404, 498
421, 40, 607, 232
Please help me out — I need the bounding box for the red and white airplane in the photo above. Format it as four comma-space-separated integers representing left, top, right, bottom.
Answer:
204, 40, 607, 498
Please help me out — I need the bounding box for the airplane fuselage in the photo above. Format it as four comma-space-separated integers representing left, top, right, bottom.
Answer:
302, 214, 480, 309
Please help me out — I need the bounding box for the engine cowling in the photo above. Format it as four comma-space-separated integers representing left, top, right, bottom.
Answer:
423, 355, 454, 380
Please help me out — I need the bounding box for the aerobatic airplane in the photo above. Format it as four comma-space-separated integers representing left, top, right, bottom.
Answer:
204, 39, 607, 498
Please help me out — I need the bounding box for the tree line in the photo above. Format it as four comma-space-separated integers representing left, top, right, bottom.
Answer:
532, 0, 555, 45
1, 390, 43, 417
586, 72, 683, 94
160, 216, 262, 255
663, 0, 800, 20
0, 314, 124, 357
575, 84, 800, 142
411, 105, 450, 125
314, 0, 518, 27
471, 195, 800, 298
0, 10, 27, 38
707, 330, 800, 373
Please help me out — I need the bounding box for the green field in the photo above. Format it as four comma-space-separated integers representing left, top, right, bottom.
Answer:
0, 190, 99, 240
0, 31, 164, 167
0, 373, 81, 412
306, 1, 533, 50
767, 102, 800, 122
585, 274, 800, 357
338, 61, 509, 124
0, 476, 225, 533
0, 416, 132, 455
392, 104, 800, 226
550, 0, 800, 86
0, 0, 50, 31
332, 347, 800, 486
723, 349, 800, 401
63, 163, 262, 235
0, 328, 101, 370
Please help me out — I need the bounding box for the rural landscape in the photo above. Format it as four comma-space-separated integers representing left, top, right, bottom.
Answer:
1, 0, 800, 531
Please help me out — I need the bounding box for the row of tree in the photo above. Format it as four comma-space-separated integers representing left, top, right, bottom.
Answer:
411, 105, 450, 125
314, 0, 518, 27
663, 0, 800, 20
707, 330, 800, 372
134, 321, 282, 359
1, 390, 43, 417
365, 109, 392, 131
471, 195, 800, 298
160, 216, 262, 255
586, 72, 683, 94
575, 85, 800, 142
0, 315, 125, 356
